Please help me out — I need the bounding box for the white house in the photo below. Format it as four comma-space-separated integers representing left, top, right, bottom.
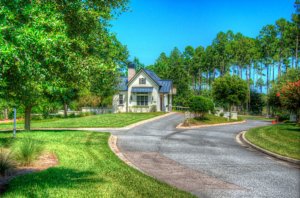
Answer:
112, 64, 174, 113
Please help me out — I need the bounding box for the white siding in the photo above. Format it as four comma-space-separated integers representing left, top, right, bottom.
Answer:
128, 71, 161, 112
112, 91, 127, 113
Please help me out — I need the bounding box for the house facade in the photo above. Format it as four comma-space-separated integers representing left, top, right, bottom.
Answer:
112, 64, 174, 113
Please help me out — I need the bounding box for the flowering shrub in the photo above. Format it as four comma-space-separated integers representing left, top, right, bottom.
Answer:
276, 80, 300, 122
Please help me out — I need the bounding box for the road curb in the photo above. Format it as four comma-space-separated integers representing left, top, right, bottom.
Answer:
238, 131, 300, 165
108, 135, 144, 172
176, 120, 246, 129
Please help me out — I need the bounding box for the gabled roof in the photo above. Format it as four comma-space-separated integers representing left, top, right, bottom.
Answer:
143, 69, 161, 86
117, 69, 172, 93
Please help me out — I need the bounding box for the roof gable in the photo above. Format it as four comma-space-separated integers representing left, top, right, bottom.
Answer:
127, 69, 160, 87
116, 69, 172, 93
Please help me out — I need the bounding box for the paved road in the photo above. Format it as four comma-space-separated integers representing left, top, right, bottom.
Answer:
113, 113, 300, 198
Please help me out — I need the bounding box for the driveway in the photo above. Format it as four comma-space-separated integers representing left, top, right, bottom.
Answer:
112, 113, 300, 198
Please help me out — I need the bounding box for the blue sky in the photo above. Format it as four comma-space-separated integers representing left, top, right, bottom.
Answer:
111, 0, 296, 65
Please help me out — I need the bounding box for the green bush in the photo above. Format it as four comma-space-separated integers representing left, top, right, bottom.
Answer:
188, 96, 214, 118
277, 113, 289, 122
150, 105, 157, 112
14, 138, 43, 166
31, 114, 44, 120
220, 112, 224, 117
0, 149, 16, 177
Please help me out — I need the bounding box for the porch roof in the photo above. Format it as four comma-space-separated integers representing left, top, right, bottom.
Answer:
131, 87, 153, 93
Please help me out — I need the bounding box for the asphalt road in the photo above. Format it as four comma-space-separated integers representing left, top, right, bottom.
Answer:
113, 113, 300, 198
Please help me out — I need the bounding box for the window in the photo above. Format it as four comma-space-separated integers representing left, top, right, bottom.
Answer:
119, 94, 124, 105
137, 94, 148, 106
139, 78, 146, 84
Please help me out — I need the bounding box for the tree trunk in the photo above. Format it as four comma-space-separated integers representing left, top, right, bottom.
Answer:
3, 108, 8, 120
246, 65, 250, 113
272, 62, 275, 82
206, 72, 209, 90
229, 104, 232, 119
240, 66, 243, 79
24, 106, 32, 131
266, 64, 270, 117
278, 58, 282, 78
198, 70, 202, 94
296, 32, 299, 68
213, 68, 216, 80
64, 103, 68, 118
266, 64, 269, 94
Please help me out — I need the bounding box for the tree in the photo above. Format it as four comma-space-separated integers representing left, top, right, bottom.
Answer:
0, 0, 128, 130
133, 57, 145, 71
212, 74, 248, 118
188, 96, 214, 118
249, 90, 265, 115
277, 80, 300, 122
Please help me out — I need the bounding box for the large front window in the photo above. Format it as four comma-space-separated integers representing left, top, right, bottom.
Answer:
137, 94, 148, 106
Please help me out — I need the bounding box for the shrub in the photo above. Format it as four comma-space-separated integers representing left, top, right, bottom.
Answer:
14, 138, 43, 166
220, 112, 224, 117
277, 113, 289, 122
150, 105, 157, 112
31, 114, 44, 120
0, 149, 16, 177
188, 96, 214, 118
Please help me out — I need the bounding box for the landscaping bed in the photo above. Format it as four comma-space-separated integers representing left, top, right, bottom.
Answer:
245, 123, 300, 160
0, 131, 193, 197
0, 112, 164, 130
183, 114, 244, 127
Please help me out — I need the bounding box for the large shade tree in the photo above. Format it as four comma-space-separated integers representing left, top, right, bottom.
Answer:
0, 0, 128, 130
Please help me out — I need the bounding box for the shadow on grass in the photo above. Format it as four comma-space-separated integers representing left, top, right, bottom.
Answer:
0, 137, 15, 148
4, 167, 105, 197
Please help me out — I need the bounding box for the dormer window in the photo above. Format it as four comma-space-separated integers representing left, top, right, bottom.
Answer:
139, 78, 146, 84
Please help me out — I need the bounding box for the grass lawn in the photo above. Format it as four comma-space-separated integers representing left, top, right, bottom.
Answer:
0, 131, 194, 198
239, 115, 274, 121
245, 123, 300, 160
0, 112, 164, 130
185, 114, 243, 126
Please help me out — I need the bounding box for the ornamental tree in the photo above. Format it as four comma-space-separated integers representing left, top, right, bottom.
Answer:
188, 96, 214, 118
277, 80, 300, 122
212, 74, 248, 117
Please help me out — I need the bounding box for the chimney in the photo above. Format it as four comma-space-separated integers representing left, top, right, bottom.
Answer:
128, 62, 136, 81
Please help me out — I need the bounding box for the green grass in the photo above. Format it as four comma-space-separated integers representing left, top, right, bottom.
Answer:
0, 113, 164, 130
186, 114, 243, 126
239, 115, 274, 121
0, 131, 194, 197
245, 123, 300, 160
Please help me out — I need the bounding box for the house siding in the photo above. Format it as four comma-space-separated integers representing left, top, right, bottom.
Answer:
113, 69, 173, 113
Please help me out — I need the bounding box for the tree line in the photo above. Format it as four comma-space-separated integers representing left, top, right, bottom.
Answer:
147, 13, 300, 116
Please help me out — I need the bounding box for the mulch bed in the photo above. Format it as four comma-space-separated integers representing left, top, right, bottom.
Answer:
0, 153, 58, 194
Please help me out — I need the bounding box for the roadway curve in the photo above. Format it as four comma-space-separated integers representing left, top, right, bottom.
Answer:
113, 113, 300, 198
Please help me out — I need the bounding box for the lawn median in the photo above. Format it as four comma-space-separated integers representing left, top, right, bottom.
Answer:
245, 123, 300, 160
